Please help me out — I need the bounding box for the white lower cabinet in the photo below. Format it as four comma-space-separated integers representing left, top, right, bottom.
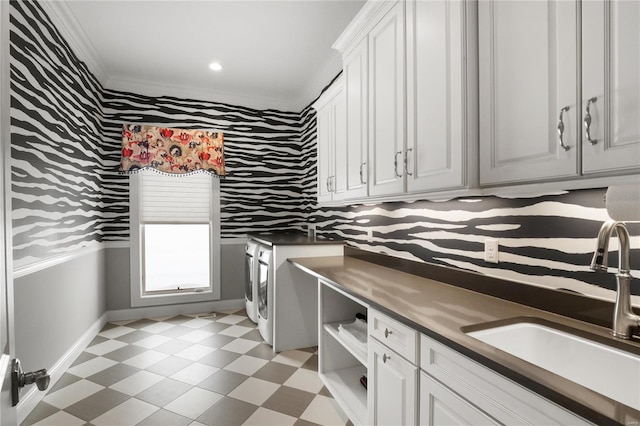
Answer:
317, 295, 592, 425
368, 335, 418, 426
367, 309, 419, 425
419, 334, 592, 426
419, 372, 498, 426
318, 280, 369, 425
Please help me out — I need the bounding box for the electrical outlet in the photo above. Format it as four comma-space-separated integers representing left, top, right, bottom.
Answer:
484, 238, 499, 264
367, 229, 373, 242
307, 224, 316, 238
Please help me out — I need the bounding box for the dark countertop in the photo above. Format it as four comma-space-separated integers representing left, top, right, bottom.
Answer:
289, 254, 640, 426
248, 231, 342, 247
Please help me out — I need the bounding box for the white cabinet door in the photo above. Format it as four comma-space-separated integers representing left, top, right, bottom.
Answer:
582, 0, 640, 175
333, 88, 347, 202
316, 106, 334, 203
419, 372, 499, 426
479, 0, 578, 185
368, 337, 417, 426
406, 0, 471, 193
314, 78, 346, 204
344, 38, 369, 199
368, 1, 405, 197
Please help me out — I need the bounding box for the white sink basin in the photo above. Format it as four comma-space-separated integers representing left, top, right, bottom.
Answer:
466, 321, 640, 410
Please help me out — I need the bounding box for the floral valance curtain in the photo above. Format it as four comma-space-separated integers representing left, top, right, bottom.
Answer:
120, 124, 226, 176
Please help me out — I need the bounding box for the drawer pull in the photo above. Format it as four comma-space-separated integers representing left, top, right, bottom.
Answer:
384, 328, 392, 338
383, 353, 390, 363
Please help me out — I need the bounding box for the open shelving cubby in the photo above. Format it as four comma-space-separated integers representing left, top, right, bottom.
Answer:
318, 280, 369, 425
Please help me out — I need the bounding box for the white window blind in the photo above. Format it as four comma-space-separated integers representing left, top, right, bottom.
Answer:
139, 171, 212, 223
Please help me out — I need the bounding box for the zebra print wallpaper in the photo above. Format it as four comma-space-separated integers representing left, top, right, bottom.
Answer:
9, 0, 639, 301
10, 0, 107, 266
10, 0, 311, 270
101, 90, 309, 239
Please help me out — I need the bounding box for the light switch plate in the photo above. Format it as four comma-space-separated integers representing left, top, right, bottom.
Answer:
367, 229, 373, 242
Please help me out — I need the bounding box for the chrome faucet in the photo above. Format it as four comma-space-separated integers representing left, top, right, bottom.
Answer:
590, 220, 638, 339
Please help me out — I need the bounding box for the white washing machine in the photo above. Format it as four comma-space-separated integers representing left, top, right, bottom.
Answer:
244, 240, 260, 323
257, 246, 274, 345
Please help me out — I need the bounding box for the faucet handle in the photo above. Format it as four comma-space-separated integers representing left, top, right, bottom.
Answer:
590, 248, 609, 272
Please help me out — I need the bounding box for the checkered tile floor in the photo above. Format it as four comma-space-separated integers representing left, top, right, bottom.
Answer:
22, 309, 351, 426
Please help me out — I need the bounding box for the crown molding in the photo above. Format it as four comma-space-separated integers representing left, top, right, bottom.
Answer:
294, 49, 343, 111
38, 1, 109, 85
332, 0, 393, 54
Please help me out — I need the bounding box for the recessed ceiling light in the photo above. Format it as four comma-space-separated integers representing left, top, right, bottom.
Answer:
209, 62, 222, 72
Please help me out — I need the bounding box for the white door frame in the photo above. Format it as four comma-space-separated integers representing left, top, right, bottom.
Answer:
0, 0, 17, 423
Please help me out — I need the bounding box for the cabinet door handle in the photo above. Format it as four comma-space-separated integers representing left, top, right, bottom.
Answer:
557, 106, 571, 151
584, 96, 598, 145
394, 151, 403, 178
330, 176, 335, 192
384, 328, 392, 338
404, 148, 413, 176
382, 353, 390, 363
359, 162, 367, 184
326, 177, 331, 192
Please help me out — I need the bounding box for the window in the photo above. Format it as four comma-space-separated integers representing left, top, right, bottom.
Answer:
130, 170, 221, 307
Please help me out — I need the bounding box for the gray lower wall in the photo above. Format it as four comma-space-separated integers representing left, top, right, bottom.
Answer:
220, 243, 247, 301
12, 240, 245, 373
105, 242, 246, 311
14, 249, 106, 373
104, 247, 130, 311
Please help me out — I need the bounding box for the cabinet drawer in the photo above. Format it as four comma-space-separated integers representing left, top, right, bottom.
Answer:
369, 309, 418, 363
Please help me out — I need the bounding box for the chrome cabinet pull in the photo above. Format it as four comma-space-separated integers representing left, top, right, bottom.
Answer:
404, 148, 413, 176
383, 353, 390, 363
557, 106, 571, 151
384, 328, 392, 338
584, 96, 598, 145
359, 162, 367, 184
326, 177, 330, 192
394, 151, 402, 178
330, 176, 335, 192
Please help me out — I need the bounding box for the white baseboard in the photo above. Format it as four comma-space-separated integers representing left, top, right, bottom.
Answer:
16, 313, 108, 425
107, 299, 245, 322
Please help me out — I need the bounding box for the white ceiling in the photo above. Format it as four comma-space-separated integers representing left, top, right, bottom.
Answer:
41, 0, 365, 111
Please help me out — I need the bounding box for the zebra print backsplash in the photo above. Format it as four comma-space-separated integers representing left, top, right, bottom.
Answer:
9, 1, 639, 300
311, 190, 640, 296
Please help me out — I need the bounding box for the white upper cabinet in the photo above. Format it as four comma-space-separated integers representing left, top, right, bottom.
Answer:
479, 0, 579, 186
582, 0, 640, 175
316, 105, 334, 204
334, 89, 348, 200
368, 1, 406, 197
313, 77, 347, 205
406, 0, 478, 193
331, 0, 478, 203
323, 0, 636, 201
344, 37, 369, 199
